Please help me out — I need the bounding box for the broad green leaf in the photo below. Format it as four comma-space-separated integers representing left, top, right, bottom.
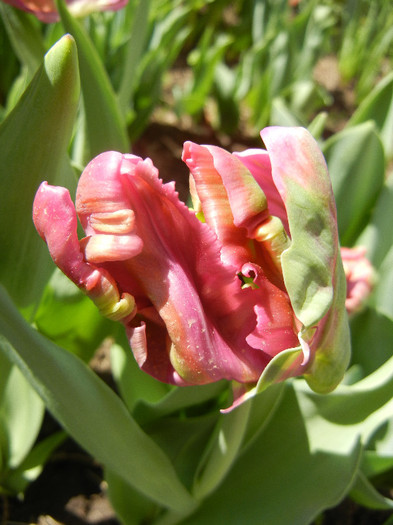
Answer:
117, 0, 151, 113
132, 379, 227, 428
192, 384, 285, 504
349, 72, 393, 159
193, 400, 251, 500
371, 244, 393, 322
240, 382, 285, 451
296, 354, 393, 444
308, 111, 328, 140
0, 286, 196, 514
356, 175, 393, 269
177, 31, 232, 117
3, 431, 65, 495
111, 341, 171, 414
56, 0, 129, 162
350, 471, 393, 511
270, 97, 303, 127
143, 414, 218, 490
169, 384, 361, 525
35, 269, 114, 361
128, 6, 192, 140
0, 348, 44, 469
0, 34, 79, 313
174, 354, 393, 523
106, 468, 158, 525
0, 4, 45, 78
212, 63, 239, 134
323, 122, 385, 246
362, 450, 393, 479
355, 175, 393, 322
350, 309, 393, 376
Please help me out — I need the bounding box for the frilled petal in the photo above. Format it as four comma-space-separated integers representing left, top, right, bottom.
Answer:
260, 126, 350, 393
74, 151, 278, 385
182, 141, 299, 367
182, 141, 256, 268
32, 182, 135, 321
182, 141, 290, 280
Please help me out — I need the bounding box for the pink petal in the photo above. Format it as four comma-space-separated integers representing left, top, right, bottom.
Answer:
182, 141, 298, 365
233, 148, 289, 234
75, 151, 273, 385
2, 0, 128, 23
341, 246, 375, 315
33, 182, 135, 322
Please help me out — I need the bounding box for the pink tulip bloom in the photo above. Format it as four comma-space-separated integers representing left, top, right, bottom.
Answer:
341, 246, 375, 315
33, 127, 350, 408
2, 0, 128, 23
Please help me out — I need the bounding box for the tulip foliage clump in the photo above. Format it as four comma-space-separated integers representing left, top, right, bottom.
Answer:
1, 1, 393, 524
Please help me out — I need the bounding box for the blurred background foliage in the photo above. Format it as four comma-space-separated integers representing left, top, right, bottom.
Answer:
0, 0, 392, 140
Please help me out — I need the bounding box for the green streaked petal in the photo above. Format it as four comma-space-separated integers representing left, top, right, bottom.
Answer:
261, 126, 350, 393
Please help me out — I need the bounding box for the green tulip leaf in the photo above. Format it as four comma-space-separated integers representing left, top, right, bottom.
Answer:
0, 350, 44, 471
350, 309, 393, 376
193, 400, 251, 500
56, 0, 129, 162
105, 468, 158, 525
0, 286, 196, 514
3, 431, 66, 496
117, 0, 151, 114
0, 35, 79, 314
169, 384, 362, 525
35, 269, 114, 362
0, 4, 45, 78
111, 341, 171, 414
349, 72, 393, 159
323, 122, 385, 246
350, 471, 393, 511
371, 244, 393, 322
357, 175, 393, 269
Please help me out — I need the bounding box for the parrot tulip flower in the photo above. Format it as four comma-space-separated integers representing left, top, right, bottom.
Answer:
33, 126, 350, 408
2, 0, 128, 23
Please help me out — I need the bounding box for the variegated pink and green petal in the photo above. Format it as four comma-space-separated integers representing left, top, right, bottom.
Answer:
304, 250, 351, 393
32, 182, 136, 322
261, 127, 350, 392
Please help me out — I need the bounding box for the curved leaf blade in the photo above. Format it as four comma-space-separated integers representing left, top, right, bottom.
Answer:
323, 122, 385, 246
56, 0, 129, 161
0, 35, 79, 312
0, 286, 195, 514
